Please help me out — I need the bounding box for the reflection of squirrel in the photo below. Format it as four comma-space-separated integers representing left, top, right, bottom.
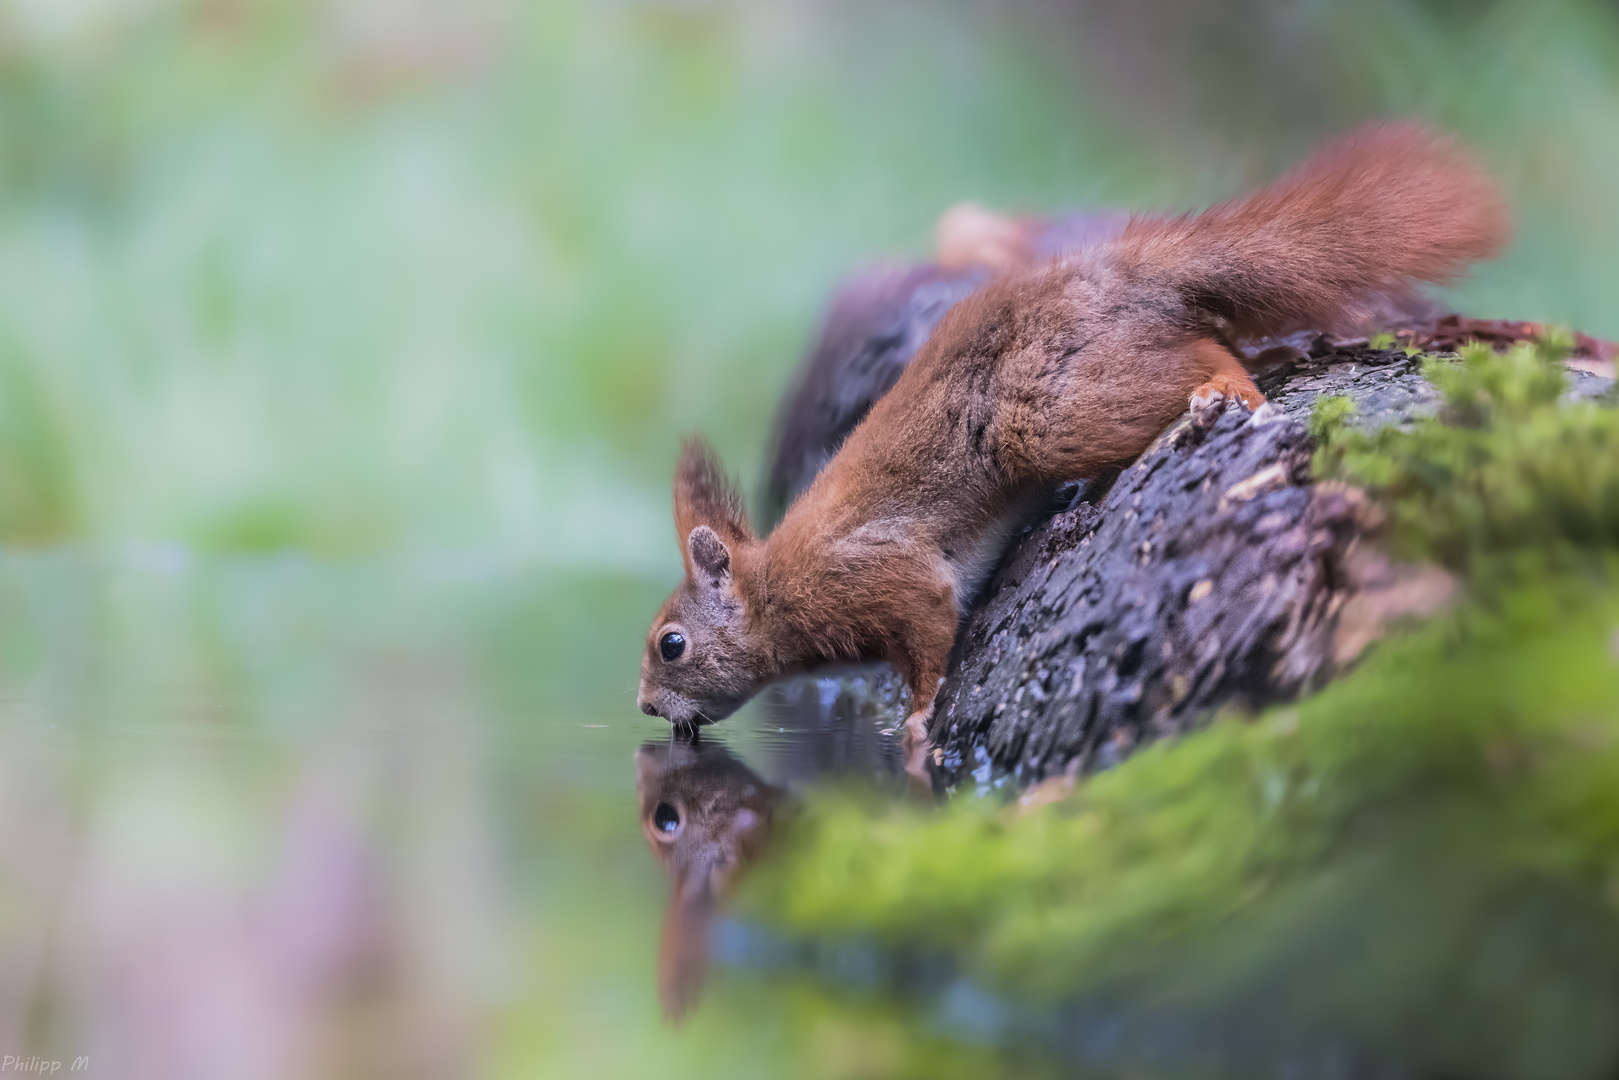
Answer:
637, 123, 1508, 749
635, 739, 784, 1021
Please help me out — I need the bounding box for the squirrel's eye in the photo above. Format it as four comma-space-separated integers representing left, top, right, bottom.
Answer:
659, 631, 686, 662
653, 802, 681, 833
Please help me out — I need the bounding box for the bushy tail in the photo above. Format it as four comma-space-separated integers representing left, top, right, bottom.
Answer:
1115, 123, 1510, 340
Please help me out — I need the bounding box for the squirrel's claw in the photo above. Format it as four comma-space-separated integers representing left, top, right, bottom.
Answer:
1190, 374, 1265, 414
1189, 373, 1266, 428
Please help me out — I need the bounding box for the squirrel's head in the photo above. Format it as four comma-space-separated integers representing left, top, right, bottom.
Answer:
639, 437, 767, 729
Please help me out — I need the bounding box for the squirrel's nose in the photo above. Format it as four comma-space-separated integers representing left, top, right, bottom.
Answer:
640, 699, 658, 717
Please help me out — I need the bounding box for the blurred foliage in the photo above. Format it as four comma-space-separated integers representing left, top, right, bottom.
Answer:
734, 347, 1619, 1078
0, 344, 80, 542
0, 0, 1612, 555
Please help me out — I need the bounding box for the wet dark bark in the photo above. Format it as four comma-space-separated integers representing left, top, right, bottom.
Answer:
929, 343, 1431, 786
758, 270, 1617, 789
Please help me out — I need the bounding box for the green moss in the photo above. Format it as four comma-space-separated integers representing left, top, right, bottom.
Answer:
1313, 340, 1619, 573
745, 588, 1619, 967
736, 585, 1619, 1076
1307, 391, 1358, 446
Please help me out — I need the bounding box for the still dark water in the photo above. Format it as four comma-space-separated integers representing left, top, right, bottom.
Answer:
0, 550, 925, 1079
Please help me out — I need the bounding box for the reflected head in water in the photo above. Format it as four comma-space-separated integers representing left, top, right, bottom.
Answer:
637, 439, 772, 730
635, 734, 785, 1021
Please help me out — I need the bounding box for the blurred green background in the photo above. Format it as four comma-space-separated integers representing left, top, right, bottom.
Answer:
0, 1, 1614, 1077
0, 0, 1615, 557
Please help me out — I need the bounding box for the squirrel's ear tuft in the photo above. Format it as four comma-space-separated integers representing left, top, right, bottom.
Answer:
673, 437, 753, 575
687, 525, 731, 583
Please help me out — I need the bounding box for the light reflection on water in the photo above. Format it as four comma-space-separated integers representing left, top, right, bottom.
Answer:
0, 552, 916, 1079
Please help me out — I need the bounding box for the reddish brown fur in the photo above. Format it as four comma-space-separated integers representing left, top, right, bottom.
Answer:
1116, 123, 1509, 341
637, 123, 1508, 738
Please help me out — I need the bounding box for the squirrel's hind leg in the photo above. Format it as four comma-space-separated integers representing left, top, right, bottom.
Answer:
1187, 337, 1266, 413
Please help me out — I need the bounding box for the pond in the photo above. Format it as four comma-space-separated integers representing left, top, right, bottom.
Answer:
0, 549, 944, 1079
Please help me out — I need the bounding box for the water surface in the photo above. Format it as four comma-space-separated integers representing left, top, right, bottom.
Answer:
0, 550, 923, 1079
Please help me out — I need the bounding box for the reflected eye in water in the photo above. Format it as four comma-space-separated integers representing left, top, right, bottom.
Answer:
653, 802, 681, 834
659, 631, 686, 662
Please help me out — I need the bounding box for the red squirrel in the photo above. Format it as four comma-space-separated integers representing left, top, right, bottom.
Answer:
636, 123, 1508, 746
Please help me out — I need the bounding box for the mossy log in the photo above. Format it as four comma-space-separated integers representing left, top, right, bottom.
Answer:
760, 269, 1616, 789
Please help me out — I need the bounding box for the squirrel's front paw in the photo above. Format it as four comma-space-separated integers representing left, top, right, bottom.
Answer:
1190, 373, 1266, 416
